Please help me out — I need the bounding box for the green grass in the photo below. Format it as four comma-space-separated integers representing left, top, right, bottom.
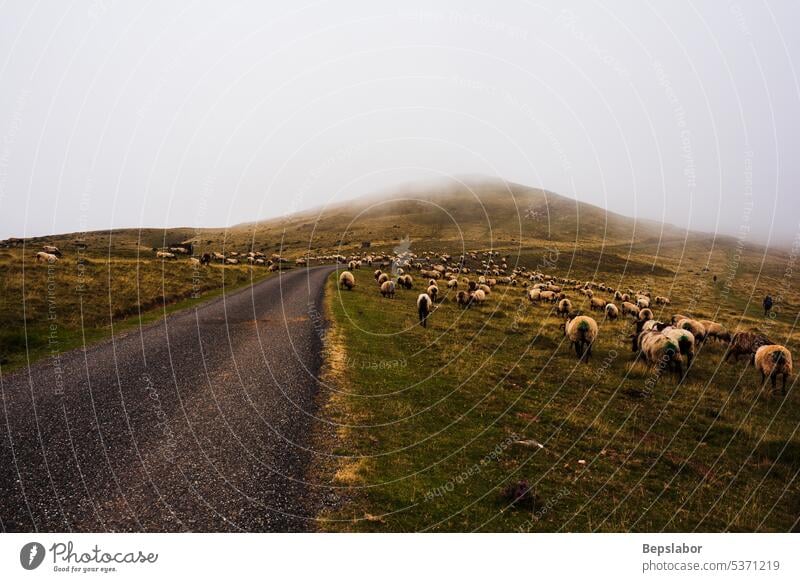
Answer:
0, 247, 279, 372
318, 259, 800, 532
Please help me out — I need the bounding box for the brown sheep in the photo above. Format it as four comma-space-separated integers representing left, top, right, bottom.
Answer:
725, 331, 773, 363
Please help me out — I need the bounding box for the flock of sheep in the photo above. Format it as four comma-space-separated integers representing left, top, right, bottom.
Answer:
337, 249, 794, 395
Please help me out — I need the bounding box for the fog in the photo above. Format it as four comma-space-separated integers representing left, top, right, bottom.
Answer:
1, 0, 799, 246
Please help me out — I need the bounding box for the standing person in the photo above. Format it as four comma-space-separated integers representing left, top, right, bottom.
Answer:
763, 294, 774, 316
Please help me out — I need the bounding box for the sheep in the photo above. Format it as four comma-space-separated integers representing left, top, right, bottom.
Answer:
725, 331, 773, 363
620, 293, 630, 302
225, 257, 239, 264
456, 290, 471, 308
35, 251, 59, 263
564, 315, 598, 362
447, 278, 458, 290
636, 295, 650, 309
200, 253, 212, 265
614, 291, 623, 301
655, 323, 696, 368
189, 257, 201, 266
42, 245, 62, 257
528, 289, 541, 302
556, 298, 572, 317
471, 289, 486, 304
374, 269, 383, 281
380, 280, 396, 298
605, 303, 619, 320
638, 308, 654, 322
339, 271, 355, 290
157, 251, 177, 260
636, 329, 683, 379
698, 320, 731, 343
754, 345, 792, 393
621, 301, 640, 318
417, 293, 433, 327
400, 274, 414, 289
468, 280, 478, 292
655, 296, 671, 305
427, 284, 439, 302
477, 283, 491, 296
377, 273, 389, 285
589, 297, 606, 312
675, 318, 707, 343
539, 290, 557, 303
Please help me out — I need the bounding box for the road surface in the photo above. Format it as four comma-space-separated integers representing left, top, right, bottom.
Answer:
0, 265, 338, 532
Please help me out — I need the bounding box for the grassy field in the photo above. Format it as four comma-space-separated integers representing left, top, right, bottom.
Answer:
317, 246, 800, 532
0, 244, 277, 372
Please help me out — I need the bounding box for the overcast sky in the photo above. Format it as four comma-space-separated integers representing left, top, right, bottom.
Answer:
1, 0, 799, 246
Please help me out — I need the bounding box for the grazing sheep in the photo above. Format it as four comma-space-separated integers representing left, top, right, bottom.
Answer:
675, 318, 707, 343
557, 298, 572, 317
224, 257, 239, 264
447, 278, 458, 290
42, 245, 62, 257
427, 284, 439, 302
698, 320, 731, 343
654, 323, 696, 368
655, 296, 671, 305
638, 308, 654, 322
564, 315, 598, 361
605, 303, 619, 320
380, 280, 396, 298
377, 273, 389, 285
374, 269, 383, 281
621, 301, 640, 318
339, 271, 355, 290
468, 280, 477, 292
754, 345, 792, 393
636, 330, 683, 379
478, 283, 491, 296
725, 331, 773, 363
620, 293, 630, 302
35, 251, 59, 263
528, 289, 541, 302
400, 274, 414, 289
200, 253, 211, 265
189, 257, 201, 266
539, 290, 557, 303
614, 291, 623, 301
589, 297, 606, 312
417, 293, 433, 327
157, 251, 177, 260
636, 295, 650, 309
471, 289, 486, 304
456, 290, 471, 308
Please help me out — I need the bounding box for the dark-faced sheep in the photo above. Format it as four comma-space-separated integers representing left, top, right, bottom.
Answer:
754, 345, 792, 393
427, 284, 439, 302
636, 330, 683, 379
557, 298, 572, 317
456, 290, 471, 308
471, 289, 486, 304
417, 293, 433, 328
589, 297, 606, 312
339, 271, 355, 290
377, 273, 389, 285
564, 315, 598, 362
605, 303, 619, 320
725, 331, 773, 363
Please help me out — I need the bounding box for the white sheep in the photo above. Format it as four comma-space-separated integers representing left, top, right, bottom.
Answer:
754, 345, 792, 393
564, 315, 598, 362
35, 251, 59, 263
339, 271, 355, 290
427, 284, 439, 302
605, 303, 619, 320
380, 280, 396, 298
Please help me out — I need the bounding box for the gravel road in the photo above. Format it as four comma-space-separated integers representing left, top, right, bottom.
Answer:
0, 265, 338, 532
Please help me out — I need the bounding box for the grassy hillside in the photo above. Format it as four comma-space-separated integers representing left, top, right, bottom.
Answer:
317, 256, 800, 532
